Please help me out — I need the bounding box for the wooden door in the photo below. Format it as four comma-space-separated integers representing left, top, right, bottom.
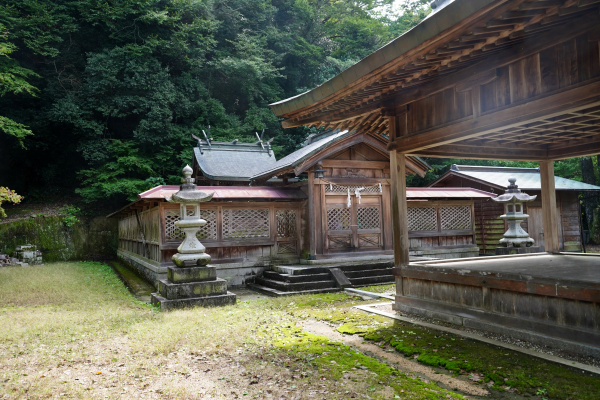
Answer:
325, 196, 353, 251
356, 196, 383, 249
324, 194, 383, 252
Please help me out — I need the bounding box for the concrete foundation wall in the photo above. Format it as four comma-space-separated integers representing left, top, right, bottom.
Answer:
393, 271, 600, 357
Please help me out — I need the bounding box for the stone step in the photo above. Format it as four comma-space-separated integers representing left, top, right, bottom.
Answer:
337, 262, 394, 272
247, 283, 340, 297
343, 268, 393, 278
347, 275, 395, 286
253, 277, 337, 292
262, 270, 332, 283
272, 265, 329, 275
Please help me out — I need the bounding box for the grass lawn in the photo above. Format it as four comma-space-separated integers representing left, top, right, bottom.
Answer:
1, 262, 598, 399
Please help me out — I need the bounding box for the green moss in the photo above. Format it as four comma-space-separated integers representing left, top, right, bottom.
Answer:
295, 302, 600, 399
262, 323, 465, 399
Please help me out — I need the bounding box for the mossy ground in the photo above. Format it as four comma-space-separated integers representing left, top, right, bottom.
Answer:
292, 295, 600, 400
1, 264, 598, 399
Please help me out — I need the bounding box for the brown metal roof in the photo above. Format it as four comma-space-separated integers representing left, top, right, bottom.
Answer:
139, 185, 307, 200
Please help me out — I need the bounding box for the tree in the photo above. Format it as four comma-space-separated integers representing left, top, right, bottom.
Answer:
0, 0, 431, 211
0, 22, 38, 146
0, 186, 22, 218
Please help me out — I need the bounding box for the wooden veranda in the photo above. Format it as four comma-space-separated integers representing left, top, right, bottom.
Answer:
270, 0, 600, 354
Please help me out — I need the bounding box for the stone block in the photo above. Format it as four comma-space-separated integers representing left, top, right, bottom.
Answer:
168, 265, 217, 283
157, 278, 228, 300
329, 268, 352, 288
495, 246, 541, 255
151, 292, 236, 311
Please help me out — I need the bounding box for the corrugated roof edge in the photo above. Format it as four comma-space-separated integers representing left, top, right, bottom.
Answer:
407, 187, 496, 198
431, 165, 600, 191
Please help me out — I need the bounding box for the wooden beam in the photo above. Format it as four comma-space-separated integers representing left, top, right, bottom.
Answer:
539, 161, 560, 253
546, 136, 600, 159
410, 143, 549, 161
322, 160, 389, 169
388, 81, 600, 156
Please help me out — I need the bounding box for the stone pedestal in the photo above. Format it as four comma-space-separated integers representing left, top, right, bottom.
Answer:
495, 246, 541, 256
151, 265, 236, 310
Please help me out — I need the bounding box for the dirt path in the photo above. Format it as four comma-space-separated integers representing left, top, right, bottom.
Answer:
300, 319, 490, 398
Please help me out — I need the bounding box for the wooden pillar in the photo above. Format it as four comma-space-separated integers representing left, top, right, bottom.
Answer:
390, 150, 409, 267
307, 172, 317, 258
540, 160, 560, 253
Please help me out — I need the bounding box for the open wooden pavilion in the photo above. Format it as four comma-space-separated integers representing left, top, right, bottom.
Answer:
270, 0, 600, 355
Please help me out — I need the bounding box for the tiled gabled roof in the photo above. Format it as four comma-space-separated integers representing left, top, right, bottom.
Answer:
193, 141, 277, 182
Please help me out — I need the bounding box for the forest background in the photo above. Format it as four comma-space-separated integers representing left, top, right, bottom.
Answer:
1, 0, 600, 236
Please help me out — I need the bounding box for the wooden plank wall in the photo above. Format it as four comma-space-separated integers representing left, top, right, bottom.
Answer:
397, 30, 600, 137
118, 201, 303, 267
474, 199, 505, 255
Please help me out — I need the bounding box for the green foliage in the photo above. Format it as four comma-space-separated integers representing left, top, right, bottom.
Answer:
60, 204, 80, 227
0, 22, 39, 146
75, 140, 161, 204
0, 186, 22, 218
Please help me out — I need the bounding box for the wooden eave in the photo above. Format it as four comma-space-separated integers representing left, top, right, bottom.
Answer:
271, 0, 600, 161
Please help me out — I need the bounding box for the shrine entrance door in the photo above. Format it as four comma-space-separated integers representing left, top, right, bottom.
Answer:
324, 193, 383, 253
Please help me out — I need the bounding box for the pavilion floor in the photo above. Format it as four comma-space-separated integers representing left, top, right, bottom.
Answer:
393, 253, 600, 358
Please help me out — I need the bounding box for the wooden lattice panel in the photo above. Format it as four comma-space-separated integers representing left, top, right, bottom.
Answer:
325, 184, 381, 193
165, 209, 217, 241
327, 207, 351, 231
223, 209, 270, 238
358, 233, 381, 248
165, 209, 183, 241
408, 207, 437, 231
357, 207, 380, 230
277, 241, 297, 255
328, 235, 352, 249
197, 210, 217, 240
276, 209, 297, 239
440, 206, 472, 230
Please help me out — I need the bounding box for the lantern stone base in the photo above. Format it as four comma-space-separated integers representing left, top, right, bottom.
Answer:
495, 246, 541, 256
151, 291, 236, 311
151, 265, 236, 310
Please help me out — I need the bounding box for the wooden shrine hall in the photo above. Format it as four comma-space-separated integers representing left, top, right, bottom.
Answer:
111, 129, 497, 287
270, 0, 600, 356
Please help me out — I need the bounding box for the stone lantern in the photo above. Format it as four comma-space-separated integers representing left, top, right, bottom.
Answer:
492, 177, 540, 254
151, 165, 236, 310
169, 165, 213, 267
